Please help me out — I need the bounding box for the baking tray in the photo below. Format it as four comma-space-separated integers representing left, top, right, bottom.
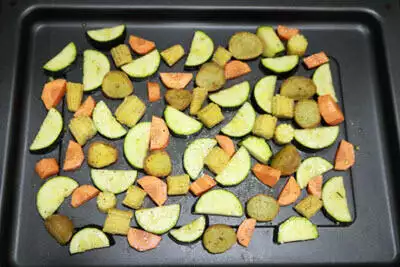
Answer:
1, 0, 400, 266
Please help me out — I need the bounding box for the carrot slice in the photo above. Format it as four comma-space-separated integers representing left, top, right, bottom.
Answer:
251, 164, 281, 188
35, 158, 59, 179
307, 175, 323, 199
74, 96, 96, 117
159, 72, 193, 89
277, 25, 300, 40
63, 140, 84, 171
147, 81, 161, 102
137, 176, 167, 206
41, 79, 67, 110
224, 60, 251, 80
334, 140, 355, 171
71, 185, 100, 208
277, 176, 301, 206
318, 95, 344, 125
303, 52, 329, 69
129, 35, 156, 55
150, 116, 170, 150
237, 218, 256, 247
189, 174, 216, 196
127, 228, 162, 251
215, 135, 235, 157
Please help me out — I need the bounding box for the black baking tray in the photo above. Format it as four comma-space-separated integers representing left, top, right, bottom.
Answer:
1, 0, 400, 266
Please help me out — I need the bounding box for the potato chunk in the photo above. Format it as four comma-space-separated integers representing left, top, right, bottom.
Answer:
69, 116, 97, 145
252, 114, 277, 140
103, 209, 133, 235
204, 147, 230, 174
197, 103, 224, 128
115, 95, 146, 127
123, 185, 147, 210
88, 141, 118, 168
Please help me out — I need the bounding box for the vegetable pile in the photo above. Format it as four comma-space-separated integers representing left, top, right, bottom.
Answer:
32, 24, 356, 255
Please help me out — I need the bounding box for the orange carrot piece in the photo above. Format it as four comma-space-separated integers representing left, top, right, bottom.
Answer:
189, 175, 216, 196
129, 35, 156, 55
237, 218, 256, 247
318, 95, 344, 126
137, 176, 167, 206
127, 228, 162, 251
35, 158, 59, 179
63, 140, 84, 171
224, 60, 251, 80
159, 72, 193, 89
74, 96, 96, 117
150, 116, 170, 151
307, 175, 323, 199
41, 79, 67, 110
251, 164, 281, 188
215, 135, 235, 158
277, 176, 301, 206
147, 81, 161, 102
277, 25, 300, 40
71, 185, 100, 208
335, 140, 355, 171
303, 52, 329, 69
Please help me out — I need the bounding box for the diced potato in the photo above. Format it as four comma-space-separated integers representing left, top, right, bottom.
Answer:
123, 185, 147, 209
190, 87, 208, 115
272, 95, 294, 119
212, 46, 232, 67
252, 114, 277, 140
69, 116, 97, 145
204, 147, 230, 174
161, 44, 185, 67
115, 95, 146, 127
197, 103, 224, 128
294, 195, 323, 219
111, 44, 133, 68
144, 150, 172, 177
167, 174, 190, 195
97, 191, 117, 213
103, 209, 133, 235
287, 34, 308, 56
88, 142, 118, 168
66, 82, 83, 112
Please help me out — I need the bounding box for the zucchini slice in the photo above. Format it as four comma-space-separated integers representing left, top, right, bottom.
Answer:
221, 102, 256, 137
322, 176, 352, 222
164, 106, 202, 135
254, 76, 277, 114
170, 216, 206, 243
30, 108, 63, 151
297, 157, 333, 189
294, 126, 339, 149
313, 63, 338, 102
43, 42, 77, 72
195, 189, 243, 217
90, 169, 137, 194
183, 138, 217, 180
215, 147, 251, 186
209, 81, 250, 108
240, 136, 272, 164
93, 101, 127, 139
185, 31, 214, 67
83, 50, 110, 91
36, 176, 78, 219
256, 26, 285, 58
277, 216, 319, 244
124, 122, 151, 169
135, 204, 180, 234
69, 228, 110, 254
87, 24, 125, 42
261, 55, 299, 73
121, 49, 160, 78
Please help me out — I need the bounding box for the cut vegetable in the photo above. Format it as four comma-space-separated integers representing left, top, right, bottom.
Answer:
304, 51, 329, 69
215, 147, 250, 186
147, 81, 161, 102
97, 191, 117, 213
71, 184, 100, 208
124, 122, 151, 169
43, 42, 77, 72
334, 140, 355, 171
87, 141, 118, 168
30, 108, 63, 151
313, 64, 337, 102
121, 49, 160, 78
190, 174, 217, 196
228, 32, 263, 60
45, 214, 74, 245
115, 95, 146, 128
277, 216, 318, 244
287, 34, 308, 56
83, 50, 110, 91
150, 116, 170, 151
90, 169, 137, 194
160, 72, 193, 89
212, 46, 232, 67
170, 216, 206, 243
204, 147, 230, 175
322, 176, 352, 222
240, 136, 272, 164
161, 44, 185, 67
165, 89, 192, 111
252, 114, 277, 140
221, 102, 256, 137
190, 87, 208, 115
318, 94, 344, 125
103, 209, 133, 235
209, 81, 250, 108
297, 157, 333, 189
122, 185, 147, 210
144, 150, 172, 177
87, 24, 125, 42
185, 31, 214, 67
197, 103, 225, 128
215, 135, 235, 158
35, 158, 59, 179
277, 25, 299, 41
274, 123, 294, 145
93, 101, 127, 139
74, 96, 96, 118
164, 106, 202, 135
66, 82, 83, 112
294, 99, 321, 129
129, 35, 156, 55
63, 140, 84, 171
69, 116, 97, 146
128, 228, 162, 251
246, 194, 279, 221
110, 44, 133, 68
69, 228, 110, 254
138, 176, 167, 206
277, 177, 301, 206
224, 60, 251, 80
183, 138, 217, 179
294, 195, 323, 219
254, 75, 277, 114
280, 76, 317, 100
261, 55, 299, 73
195, 62, 226, 92
294, 126, 339, 149
41, 79, 67, 110
167, 174, 190, 196
307, 175, 323, 199
237, 218, 256, 247
101, 71, 133, 99
36, 176, 78, 219
203, 225, 236, 254
256, 26, 285, 57
270, 144, 301, 176
271, 95, 294, 119
195, 189, 243, 217
252, 163, 281, 188
135, 204, 180, 234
